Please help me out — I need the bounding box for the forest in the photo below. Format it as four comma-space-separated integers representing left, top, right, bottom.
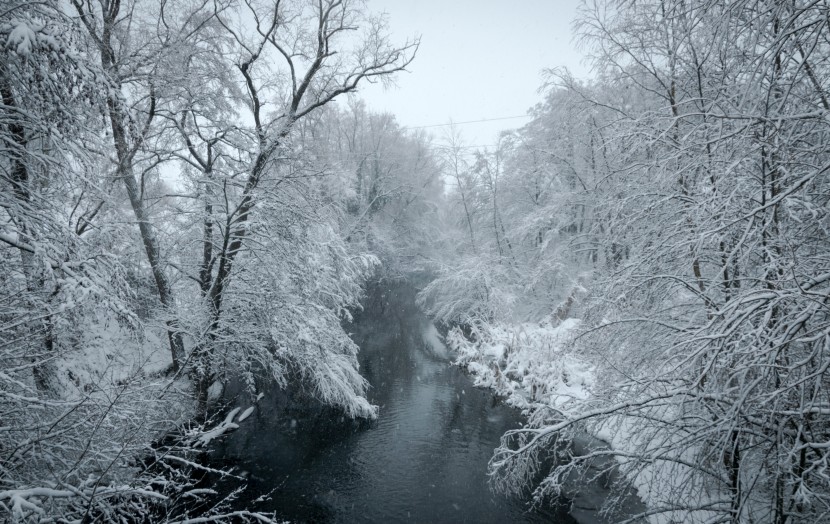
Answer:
2, 0, 829, 523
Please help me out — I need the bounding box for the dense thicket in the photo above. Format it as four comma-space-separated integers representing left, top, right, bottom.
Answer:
0, 1, 431, 521
427, 1, 830, 522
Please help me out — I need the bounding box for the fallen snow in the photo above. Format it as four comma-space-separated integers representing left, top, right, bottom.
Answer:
194, 408, 240, 447
448, 319, 592, 411
237, 406, 255, 422
6, 22, 38, 56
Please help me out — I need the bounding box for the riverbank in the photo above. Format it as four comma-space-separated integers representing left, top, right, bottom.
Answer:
444, 319, 650, 523
448, 319, 592, 411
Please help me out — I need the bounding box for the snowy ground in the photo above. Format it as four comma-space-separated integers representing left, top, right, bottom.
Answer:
447, 319, 593, 412
54, 311, 175, 396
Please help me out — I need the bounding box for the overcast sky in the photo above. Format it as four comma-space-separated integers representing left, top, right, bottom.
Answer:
358, 0, 590, 148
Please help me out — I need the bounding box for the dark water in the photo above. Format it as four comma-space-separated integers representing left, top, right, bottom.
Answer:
209, 282, 588, 523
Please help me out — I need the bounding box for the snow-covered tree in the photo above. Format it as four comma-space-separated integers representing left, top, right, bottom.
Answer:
482, 1, 830, 522
1, 0, 419, 521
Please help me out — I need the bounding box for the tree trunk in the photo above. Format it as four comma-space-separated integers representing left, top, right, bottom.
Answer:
71, 0, 186, 373
1, 78, 57, 391
105, 99, 184, 371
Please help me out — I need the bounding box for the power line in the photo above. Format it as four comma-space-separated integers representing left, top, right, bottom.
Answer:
434, 143, 499, 149
402, 115, 530, 130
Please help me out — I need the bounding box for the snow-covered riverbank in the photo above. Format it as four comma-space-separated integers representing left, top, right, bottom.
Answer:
448, 319, 592, 412
445, 319, 710, 524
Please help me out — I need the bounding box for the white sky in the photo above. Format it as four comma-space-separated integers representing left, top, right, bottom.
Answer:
359, 0, 590, 148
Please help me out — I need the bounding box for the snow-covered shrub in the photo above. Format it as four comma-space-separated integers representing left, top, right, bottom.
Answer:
183, 181, 381, 418
448, 319, 591, 411
417, 254, 519, 325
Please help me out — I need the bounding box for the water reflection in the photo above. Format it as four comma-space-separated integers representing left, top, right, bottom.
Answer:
210, 281, 575, 523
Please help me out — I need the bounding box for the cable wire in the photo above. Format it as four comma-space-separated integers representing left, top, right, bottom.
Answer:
402, 115, 530, 130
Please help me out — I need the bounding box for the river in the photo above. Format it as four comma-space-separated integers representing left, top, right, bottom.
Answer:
208, 281, 639, 523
